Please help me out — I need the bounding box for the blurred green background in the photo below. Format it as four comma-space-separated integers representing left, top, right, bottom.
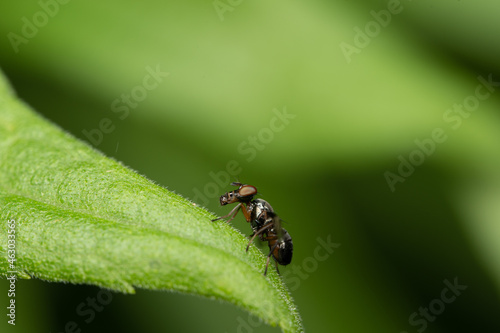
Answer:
1, 0, 500, 332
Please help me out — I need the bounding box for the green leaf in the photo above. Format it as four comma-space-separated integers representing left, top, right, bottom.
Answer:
0, 70, 303, 333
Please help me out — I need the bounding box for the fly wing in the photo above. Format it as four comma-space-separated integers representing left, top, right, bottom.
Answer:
268, 212, 284, 238
268, 212, 293, 265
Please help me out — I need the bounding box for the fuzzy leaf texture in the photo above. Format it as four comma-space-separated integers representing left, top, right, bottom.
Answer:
0, 70, 303, 333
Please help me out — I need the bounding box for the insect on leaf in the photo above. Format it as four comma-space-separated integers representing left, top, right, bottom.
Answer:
0, 69, 303, 333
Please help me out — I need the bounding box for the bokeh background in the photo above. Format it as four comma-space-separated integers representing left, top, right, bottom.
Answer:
2, 0, 500, 332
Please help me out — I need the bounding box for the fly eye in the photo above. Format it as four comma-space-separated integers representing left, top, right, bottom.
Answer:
239, 185, 257, 197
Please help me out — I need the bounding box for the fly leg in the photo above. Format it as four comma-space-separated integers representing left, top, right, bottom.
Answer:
246, 222, 273, 252
211, 203, 242, 223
